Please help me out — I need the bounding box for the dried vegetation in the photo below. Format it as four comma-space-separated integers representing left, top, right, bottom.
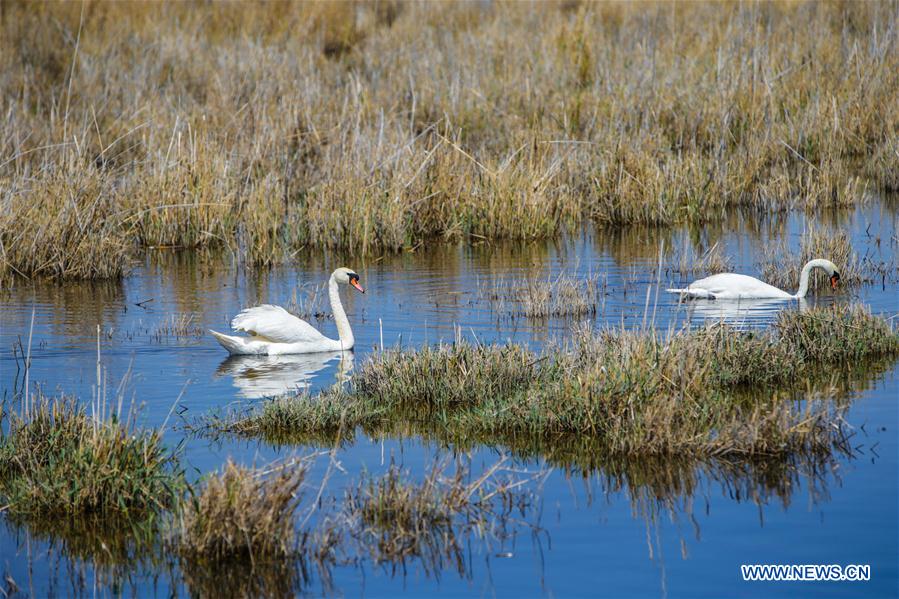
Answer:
1, 2, 896, 283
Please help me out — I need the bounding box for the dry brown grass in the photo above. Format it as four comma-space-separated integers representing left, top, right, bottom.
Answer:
344, 459, 534, 569
479, 271, 601, 318
668, 242, 734, 277
1, 1, 896, 282
154, 313, 204, 340
760, 225, 867, 290
175, 459, 305, 562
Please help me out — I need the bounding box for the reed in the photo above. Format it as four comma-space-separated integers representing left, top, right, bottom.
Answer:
1, 1, 896, 281
286, 283, 331, 322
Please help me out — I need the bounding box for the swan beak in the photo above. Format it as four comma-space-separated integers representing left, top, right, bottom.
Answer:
350, 279, 365, 293
830, 273, 840, 290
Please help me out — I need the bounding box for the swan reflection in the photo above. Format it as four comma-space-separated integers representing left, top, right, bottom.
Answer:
215, 350, 353, 398
682, 297, 809, 329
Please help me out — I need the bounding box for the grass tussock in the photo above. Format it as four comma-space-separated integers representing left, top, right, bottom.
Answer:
228, 304, 899, 457
760, 226, 868, 290
480, 272, 601, 318
175, 459, 305, 562
0, 394, 182, 518
345, 459, 534, 568
154, 313, 204, 340
1, 1, 896, 281
172, 455, 536, 592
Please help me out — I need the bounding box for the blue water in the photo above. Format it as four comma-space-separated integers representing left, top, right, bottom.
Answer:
1, 202, 897, 597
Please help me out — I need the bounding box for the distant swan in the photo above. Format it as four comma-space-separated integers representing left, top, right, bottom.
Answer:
666, 259, 840, 300
211, 267, 364, 355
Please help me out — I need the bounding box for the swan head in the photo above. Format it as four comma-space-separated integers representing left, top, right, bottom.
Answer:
333, 267, 365, 293
830, 271, 841, 290
807, 259, 840, 290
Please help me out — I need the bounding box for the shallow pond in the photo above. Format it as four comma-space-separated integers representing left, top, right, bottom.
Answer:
1, 201, 897, 597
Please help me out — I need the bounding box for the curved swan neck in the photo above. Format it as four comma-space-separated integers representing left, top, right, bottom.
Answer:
795, 259, 831, 299
329, 274, 354, 350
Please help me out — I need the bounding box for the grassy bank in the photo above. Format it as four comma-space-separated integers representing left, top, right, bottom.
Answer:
226, 304, 899, 456
1, 1, 897, 282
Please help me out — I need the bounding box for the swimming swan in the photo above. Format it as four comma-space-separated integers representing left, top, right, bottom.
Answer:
210, 267, 364, 355
666, 259, 840, 300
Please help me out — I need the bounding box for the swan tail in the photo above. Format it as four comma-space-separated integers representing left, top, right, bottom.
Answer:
210, 330, 255, 355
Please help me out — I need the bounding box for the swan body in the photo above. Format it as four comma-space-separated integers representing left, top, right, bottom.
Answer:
211, 267, 364, 355
666, 259, 840, 300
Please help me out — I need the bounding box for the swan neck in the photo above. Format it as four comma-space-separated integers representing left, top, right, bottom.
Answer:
795, 261, 814, 299
329, 275, 354, 350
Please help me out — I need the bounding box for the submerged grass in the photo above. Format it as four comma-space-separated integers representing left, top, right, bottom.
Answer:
154, 313, 204, 340
171, 455, 538, 594
0, 394, 183, 519
344, 459, 537, 570
480, 272, 601, 318
1, 2, 897, 282
0, 387, 539, 593
227, 304, 899, 457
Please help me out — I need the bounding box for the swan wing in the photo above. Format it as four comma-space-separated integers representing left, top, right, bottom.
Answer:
230, 304, 328, 344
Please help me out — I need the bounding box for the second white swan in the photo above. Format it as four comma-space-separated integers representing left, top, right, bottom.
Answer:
211, 267, 364, 355
666, 258, 840, 300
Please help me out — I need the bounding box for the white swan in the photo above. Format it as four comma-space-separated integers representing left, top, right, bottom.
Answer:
666, 258, 840, 300
210, 267, 364, 355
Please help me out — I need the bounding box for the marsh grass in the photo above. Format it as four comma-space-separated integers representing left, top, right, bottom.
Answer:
1, 2, 896, 282
667, 242, 734, 276
175, 459, 305, 562
344, 459, 537, 570
287, 283, 331, 321
480, 272, 601, 318
172, 454, 537, 592
154, 313, 204, 340
226, 304, 898, 457
0, 394, 183, 519
760, 226, 868, 291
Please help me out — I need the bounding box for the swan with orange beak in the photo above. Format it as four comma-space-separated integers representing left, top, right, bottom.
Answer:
211, 267, 365, 354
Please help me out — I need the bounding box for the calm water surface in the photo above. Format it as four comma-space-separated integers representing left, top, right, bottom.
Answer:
1, 203, 897, 597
